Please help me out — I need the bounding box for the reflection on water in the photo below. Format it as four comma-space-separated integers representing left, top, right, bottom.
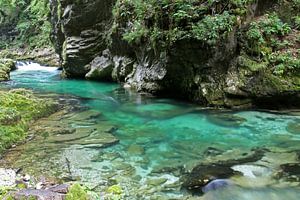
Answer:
1, 62, 300, 199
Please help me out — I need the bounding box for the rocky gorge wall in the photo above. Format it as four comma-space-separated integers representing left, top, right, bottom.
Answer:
50, 0, 300, 109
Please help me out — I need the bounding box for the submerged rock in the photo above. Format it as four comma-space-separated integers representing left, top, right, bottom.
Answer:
69, 110, 102, 122
146, 178, 168, 186
47, 127, 93, 142
68, 132, 119, 148
181, 163, 238, 192
127, 144, 145, 155
278, 163, 300, 181
182, 149, 265, 193
203, 147, 225, 157
286, 122, 300, 134
202, 179, 232, 193
207, 113, 247, 127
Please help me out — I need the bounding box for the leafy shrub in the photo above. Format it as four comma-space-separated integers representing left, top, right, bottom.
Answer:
192, 12, 236, 45
245, 13, 291, 56
113, 0, 255, 48
269, 51, 300, 75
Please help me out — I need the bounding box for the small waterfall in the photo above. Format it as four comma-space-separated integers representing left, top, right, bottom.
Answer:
15, 61, 58, 72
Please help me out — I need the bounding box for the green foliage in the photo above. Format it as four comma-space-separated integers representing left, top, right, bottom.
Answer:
269, 50, 300, 75
0, 89, 56, 153
245, 13, 292, 56
0, 0, 51, 49
0, 186, 13, 199
113, 0, 254, 49
294, 16, 300, 29
243, 10, 299, 76
66, 183, 89, 200
192, 12, 236, 45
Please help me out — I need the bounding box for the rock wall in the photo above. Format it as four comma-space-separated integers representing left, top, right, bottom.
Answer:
50, 0, 116, 77
50, 0, 300, 108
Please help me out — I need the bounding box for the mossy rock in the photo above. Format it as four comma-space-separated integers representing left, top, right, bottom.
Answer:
237, 56, 268, 72
0, 59, 16, 81
0, 89, 58, 153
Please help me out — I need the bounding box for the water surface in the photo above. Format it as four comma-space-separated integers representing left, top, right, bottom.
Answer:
1, 62, 300, 199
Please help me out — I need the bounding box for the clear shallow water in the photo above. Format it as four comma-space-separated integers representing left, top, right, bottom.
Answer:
2, 62, 300, 199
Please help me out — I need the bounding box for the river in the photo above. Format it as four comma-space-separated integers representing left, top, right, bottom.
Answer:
1, 62, 300, 199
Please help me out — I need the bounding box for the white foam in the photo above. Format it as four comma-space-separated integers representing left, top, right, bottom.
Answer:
16, 61, 58, 72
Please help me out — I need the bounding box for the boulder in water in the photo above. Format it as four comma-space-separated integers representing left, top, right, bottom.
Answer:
181, 163, 238, 192
202, 179, 232, 193
182, 148, 265, 193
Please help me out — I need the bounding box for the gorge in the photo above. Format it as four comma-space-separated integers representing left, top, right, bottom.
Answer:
0, 0, 300, 199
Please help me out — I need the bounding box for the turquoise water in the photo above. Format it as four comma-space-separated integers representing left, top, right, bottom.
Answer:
2, 62, 300, 199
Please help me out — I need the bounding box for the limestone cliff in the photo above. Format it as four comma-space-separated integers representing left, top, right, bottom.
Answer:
50, 0, 300, 108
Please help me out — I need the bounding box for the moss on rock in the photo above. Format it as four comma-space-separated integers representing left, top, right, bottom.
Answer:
0, 59, 16, 81
0, 89, 58, 153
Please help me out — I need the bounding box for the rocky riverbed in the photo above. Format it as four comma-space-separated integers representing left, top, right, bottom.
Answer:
0, 62, 300, 199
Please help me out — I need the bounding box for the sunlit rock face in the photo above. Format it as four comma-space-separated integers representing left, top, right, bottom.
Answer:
50, 0, 300, 108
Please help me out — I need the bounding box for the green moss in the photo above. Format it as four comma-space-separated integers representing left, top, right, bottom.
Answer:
0, 89, 57, 153
237, 55, 268, 72
66, 183, 89, 200
0, 186, 14, 200
0, 59, 16, 81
